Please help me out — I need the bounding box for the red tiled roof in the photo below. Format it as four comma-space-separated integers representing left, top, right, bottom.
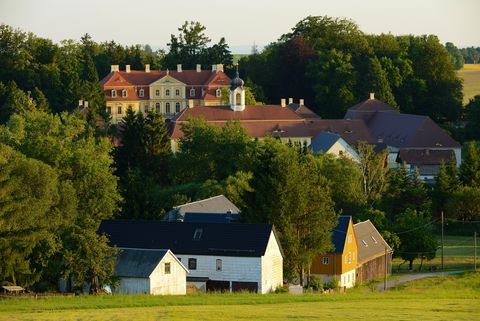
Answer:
397, 149, 455, 165
305, 119, 377, 145
104, 86, 150, 101
344, 98, 398, 123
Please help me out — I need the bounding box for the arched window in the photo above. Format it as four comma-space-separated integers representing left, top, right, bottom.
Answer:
175, 102, 180, 113
111, 89, 117, 98
175, 89, 180, 96
166, 103, 171, 114
236, 93, 241, 105
122, 89, 127, 98
155, 102, 160, 113
166, 89, 170, 96
139, 88, 144, 97
216, 88, 221, 97
190, 88, 195, 97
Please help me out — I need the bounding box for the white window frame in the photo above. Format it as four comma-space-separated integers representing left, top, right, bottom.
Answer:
166, 102, 171, 114
139, 88, 144, 98
164, 262, 171, 274
156, 89, 160, 96
122, 89, 127, 98
175, 89, 180, 96
216, 259, 222, 271
117, 104, 122, 115
111, 89, 117, 98
166, 89, 170, 96
322, 256, 329, 265
216, 88, 221, 97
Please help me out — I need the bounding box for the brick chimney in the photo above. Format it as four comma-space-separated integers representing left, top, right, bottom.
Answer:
177, 64, 182, 72
126, 65, 131, 73
145, 64, 150, 73
281, 99, 286, 107
288, 98, 293, 104
196, 64, 201, 72
369, 92, 375, 100
110, 65, 119, 72
299, 99, 304, 106
188, 99, 194, 108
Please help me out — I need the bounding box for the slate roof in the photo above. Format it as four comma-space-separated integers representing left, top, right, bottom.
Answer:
332, 216, 351, 254
309, 131, 343, 153
353, 220, 392, 264
115, 249, 168, 278
99, 220, 283, 258
367, 113, 460, 148
183, 212, 239, 223
397, 149, 455, 165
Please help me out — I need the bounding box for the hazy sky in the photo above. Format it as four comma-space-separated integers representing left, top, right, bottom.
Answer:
1, 0, 478, 53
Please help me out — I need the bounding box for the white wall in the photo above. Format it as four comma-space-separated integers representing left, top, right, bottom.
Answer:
260, 231, 283, 293
149, 251, 187, 295
315, 268, 356, 289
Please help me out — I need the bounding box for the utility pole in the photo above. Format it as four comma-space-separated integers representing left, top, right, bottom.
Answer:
441, 211, 444, 270
475, 231, 477, 271
384, 245, 387, 291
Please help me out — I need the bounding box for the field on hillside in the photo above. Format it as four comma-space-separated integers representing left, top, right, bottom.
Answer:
458, 64, 480, 104
0, 272, 479, 321
392, 235, 478, 272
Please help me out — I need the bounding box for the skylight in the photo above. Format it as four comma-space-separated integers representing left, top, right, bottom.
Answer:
193, 228, 203, 240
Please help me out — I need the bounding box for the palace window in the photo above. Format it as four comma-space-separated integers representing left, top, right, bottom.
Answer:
122, 89, 127, 98
190, 88, 195, 97
175, 102, 180, 113
216, 88, 221, 97
117, 105, 122, 114
156, 102, 160, 113
106, 106, 111, 114
188, 258, 197, 270
111, 90, 116, 98
156, 89, 160, 96
144, 105, 149, 113
166, 103, 171, 114
322, 256, 329, 265
139, 88, 144, 97
166, 89, 170, 96
216, 259, 222, 271
175, 89, 180, 96
164, 262, 171, 274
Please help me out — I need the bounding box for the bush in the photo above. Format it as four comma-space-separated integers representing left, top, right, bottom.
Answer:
274, 285, 289, 293
306, 275, 324, 291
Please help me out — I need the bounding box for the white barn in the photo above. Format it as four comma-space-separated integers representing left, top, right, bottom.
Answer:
114, 249, 188, 295
100, 220, 284, 294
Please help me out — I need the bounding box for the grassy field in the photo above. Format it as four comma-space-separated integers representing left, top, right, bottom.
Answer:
0, 272, 479, 321
457, 64, 480, 104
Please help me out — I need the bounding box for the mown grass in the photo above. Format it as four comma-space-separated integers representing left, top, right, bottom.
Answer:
1, 272, 479, 321
458, 64, 480, 104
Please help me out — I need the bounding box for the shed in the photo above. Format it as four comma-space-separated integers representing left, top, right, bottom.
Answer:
114, 249, 188, 295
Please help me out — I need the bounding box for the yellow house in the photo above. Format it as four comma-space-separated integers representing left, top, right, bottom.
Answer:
310, 216, 358, 288
100, 64, 231, 123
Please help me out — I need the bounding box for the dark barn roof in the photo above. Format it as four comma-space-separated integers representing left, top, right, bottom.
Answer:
332, 216, 351, 254
115, 249, 168, 278
99, 220, 281, 258
183, 212, 239, 223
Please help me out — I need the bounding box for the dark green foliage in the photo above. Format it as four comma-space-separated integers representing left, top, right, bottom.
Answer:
460, 47, 480, 64
445, 42, 464, 70
464, 95, 480, 141
460, 141, 480, 187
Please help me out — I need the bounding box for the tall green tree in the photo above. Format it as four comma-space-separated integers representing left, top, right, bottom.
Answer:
460, 141, 480, 187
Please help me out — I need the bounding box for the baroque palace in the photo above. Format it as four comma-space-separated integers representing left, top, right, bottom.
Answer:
100, 64, 230, 123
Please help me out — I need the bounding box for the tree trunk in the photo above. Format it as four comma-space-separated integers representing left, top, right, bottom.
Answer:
11, 273, 16, 286
419, 256, 424, 271
409, 259, 414, 271
299, 266, 305, 287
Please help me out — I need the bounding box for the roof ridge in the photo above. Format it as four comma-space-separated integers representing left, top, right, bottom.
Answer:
173, 195, 227, 209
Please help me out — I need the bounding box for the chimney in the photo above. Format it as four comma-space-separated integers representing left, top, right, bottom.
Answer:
110, 65, 119, 72
369, 92, 375, 100
216, 64, 224, 72
299, 99, 304, 106
177, 64, 182, 72
78, 100, 84, 107
288, 98, 293, 104
281, 99, 286, 107
145, 64, 150, 73
188, 99, 194, 108
126, 65, 131, 73
196, 64, 201, 72
212, 64, 217, 72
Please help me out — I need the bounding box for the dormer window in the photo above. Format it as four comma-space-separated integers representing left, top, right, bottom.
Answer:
122, 89, 127, 98
139, 89, 144, 98
190, 88, 195, 97
216, 88, 221, 97
193, 228, 203, 240
111, 90, 117, 98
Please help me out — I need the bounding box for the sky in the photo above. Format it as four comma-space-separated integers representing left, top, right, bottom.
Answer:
1, 0, 479, 53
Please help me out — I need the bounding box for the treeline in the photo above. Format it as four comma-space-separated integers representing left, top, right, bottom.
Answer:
0, 22, 233, 124
460, 47, 480, 64
239, 16, 463, 124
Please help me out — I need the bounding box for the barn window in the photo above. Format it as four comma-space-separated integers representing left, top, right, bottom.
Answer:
188, 258, 197, 270
193, 228, 203, 240
164, 262, 171, 274
216, 259, 222, 271
322, 256, 329, 265
371, 236, 378, 244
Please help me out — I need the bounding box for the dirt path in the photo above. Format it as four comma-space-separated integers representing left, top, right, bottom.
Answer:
376, 270, 464, 291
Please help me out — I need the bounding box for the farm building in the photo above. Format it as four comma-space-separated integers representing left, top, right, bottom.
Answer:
100, 220, 284, 293
310, 216, 358, 288
353, 220, 393, 283
309, 131, 360, 161
114, 249, 188, 295
164, 195, 240, 221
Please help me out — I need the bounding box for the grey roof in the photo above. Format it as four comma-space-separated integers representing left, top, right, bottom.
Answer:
353, 220, 392, 264
183, 212, 239, 223
166, 195, 240, 221
115, 249, 168, 278
309, 131, 342, 153
332, 216, 351, 254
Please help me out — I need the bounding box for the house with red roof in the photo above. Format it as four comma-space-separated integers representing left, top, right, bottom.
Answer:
100, 64, 230, 123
